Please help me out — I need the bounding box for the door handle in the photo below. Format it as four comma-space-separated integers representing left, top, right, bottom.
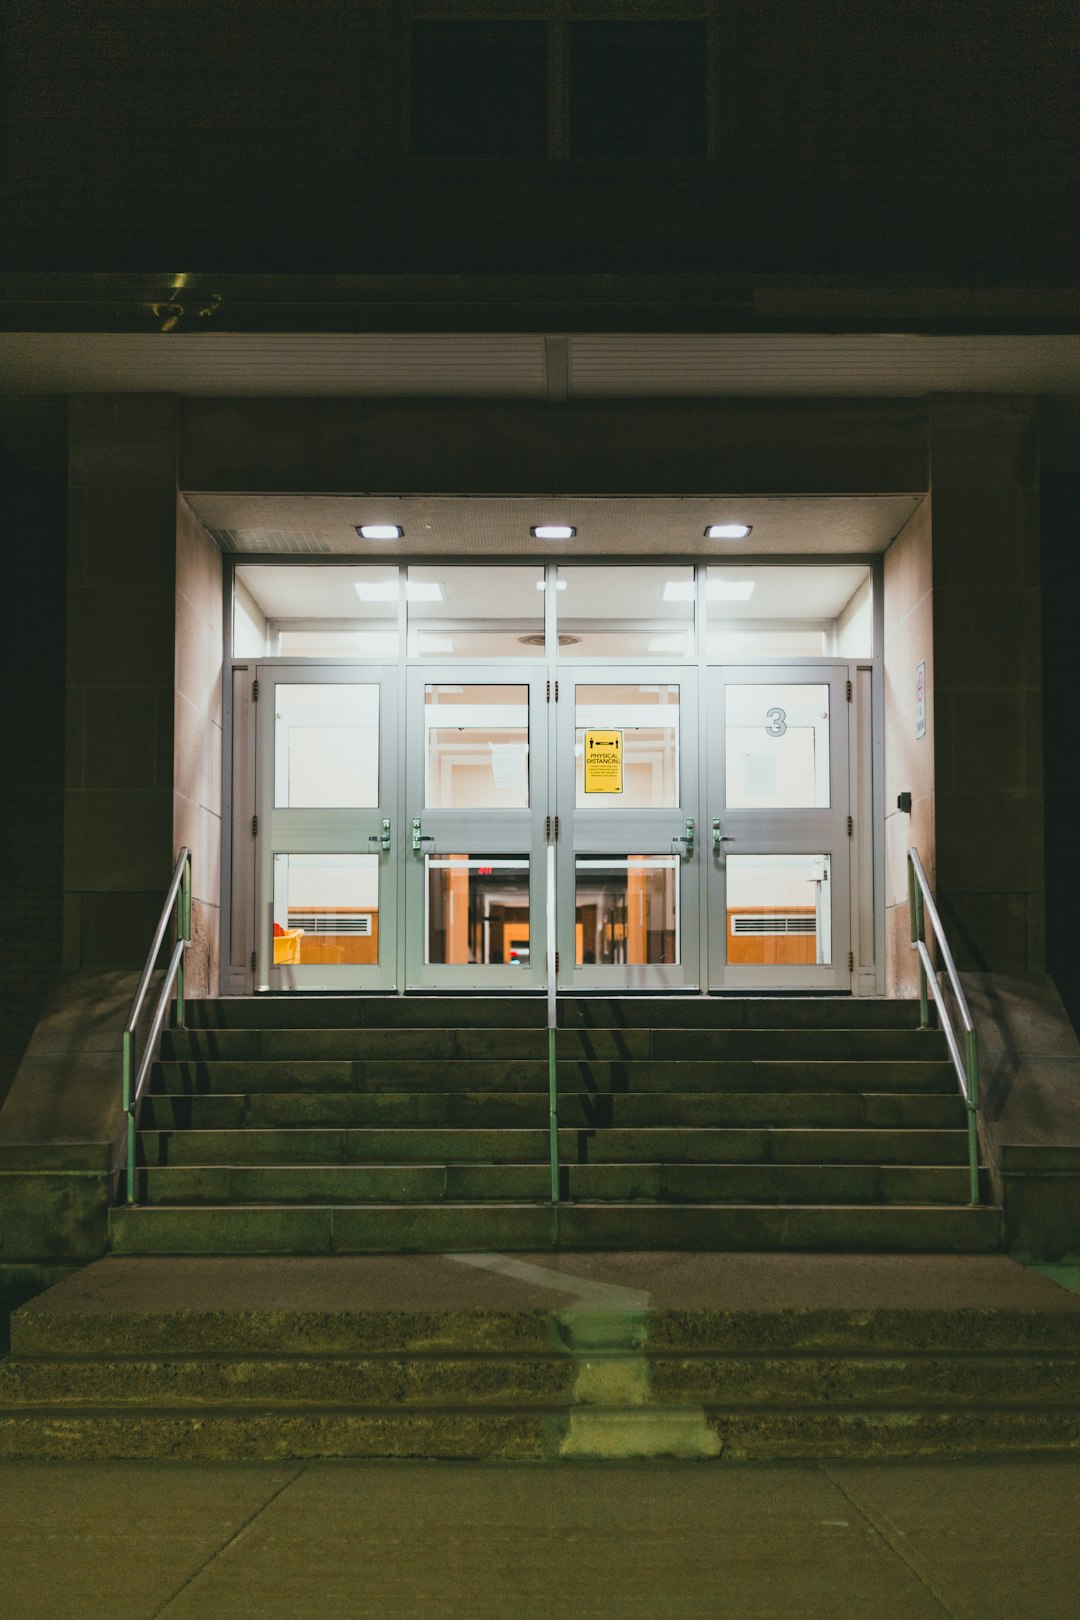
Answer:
712, 818, 734, 854
411, 817, 435, 853
368, 818, 391, 853
671, 818, 695, 859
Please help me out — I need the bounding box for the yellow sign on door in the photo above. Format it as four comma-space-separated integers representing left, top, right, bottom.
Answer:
584, 730, 623, 794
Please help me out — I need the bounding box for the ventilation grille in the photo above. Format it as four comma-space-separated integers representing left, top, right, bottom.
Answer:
288, 913, 373, 936
209, 528, 332, 554
731, 914, 816, 936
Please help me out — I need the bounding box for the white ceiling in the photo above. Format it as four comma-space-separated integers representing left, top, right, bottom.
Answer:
192, 493, 920, 558
3, 330, 1080, 397
238, 559, 870, 624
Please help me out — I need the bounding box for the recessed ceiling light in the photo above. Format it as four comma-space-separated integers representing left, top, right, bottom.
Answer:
707, 580, 756, 602
535, 579, 568, 590
354, 581, 400, 602
405, 581, 443, 602
356, 524, 404, 541
531, 525, 576, 540
705, 524, 752, 540
662, 581, 696, 602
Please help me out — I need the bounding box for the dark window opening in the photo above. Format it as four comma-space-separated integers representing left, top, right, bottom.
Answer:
410, 22, 549, 159
569, 22, 708, 160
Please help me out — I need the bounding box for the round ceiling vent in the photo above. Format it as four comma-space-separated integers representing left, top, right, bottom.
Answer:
519, 632, 581, 646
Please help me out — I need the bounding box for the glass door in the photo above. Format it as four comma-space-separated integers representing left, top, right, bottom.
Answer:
405, 667, 548, 989
557, 670, 699, 991
707, 665, 851, 991
254, 665, 398, 990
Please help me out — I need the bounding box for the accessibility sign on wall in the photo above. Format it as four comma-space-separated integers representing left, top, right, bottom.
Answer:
584, 730, 624, 794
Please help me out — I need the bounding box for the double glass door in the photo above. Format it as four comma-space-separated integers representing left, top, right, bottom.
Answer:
251, 660, 853, 994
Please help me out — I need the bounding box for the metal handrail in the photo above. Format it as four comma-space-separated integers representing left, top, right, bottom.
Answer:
907, 846, 981, 1204
121, 847, 192, 1204
546, 842, 559, 1204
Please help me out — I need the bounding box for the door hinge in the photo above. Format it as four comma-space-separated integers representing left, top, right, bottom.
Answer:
555, 680, 559, 702
546, 814, 552, 840
847, 815, 853, 836
554, 814, 560, 841
555, 951, 560, 973
848, 951, 854, 972
253, 679, 259, 702
251, 950, 257, 972
846, 680, 852, 701
252, 814, 258, 837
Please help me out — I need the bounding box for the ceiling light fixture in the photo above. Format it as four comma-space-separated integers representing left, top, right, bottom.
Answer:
356, 524, 404, 541
707, 580, 756, 602
705, 524, 752, 540
535, 579, 568, 590
354, 581, 400, 602
531, 525, 576, 541
662, 581, 696, 602
405, 581, 444, 602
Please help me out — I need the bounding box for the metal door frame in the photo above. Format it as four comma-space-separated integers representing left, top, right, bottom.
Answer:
706, 662, 852, 992
254, 662, 399, 991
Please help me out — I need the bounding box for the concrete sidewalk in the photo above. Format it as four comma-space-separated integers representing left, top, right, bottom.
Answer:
2, 1454, 1079, 1619
17, 1248, 1080, 1320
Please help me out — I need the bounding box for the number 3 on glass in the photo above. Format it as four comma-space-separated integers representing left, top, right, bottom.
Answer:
766, 706, 787, 737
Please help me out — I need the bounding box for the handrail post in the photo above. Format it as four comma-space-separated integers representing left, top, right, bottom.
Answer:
547, 843, 559, 1205
175, 854, 191, 1028
965, 1025, 980, 1205
122, 1028, 136, 1205
908, 854, 929, 1030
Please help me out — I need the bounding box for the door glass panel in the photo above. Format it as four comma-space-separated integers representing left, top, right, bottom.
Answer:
724, 684, 830, 809
407, 566, 545, 658
575, 684, 680, 808
272, 854, 380, 965
425, 685, 530, 809
575, 856, 680, 966
274, 685, 380, 808
557, 567, 695, 658
425, 855, 531, 966
725, 854, 832, 966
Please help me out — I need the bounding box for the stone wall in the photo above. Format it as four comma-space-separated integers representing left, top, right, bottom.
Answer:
174, 497, 224, 995
0, 449, 66, 1104
883, 498, 934, 997
64, 396, 178, 970
930, 397, 1043, 976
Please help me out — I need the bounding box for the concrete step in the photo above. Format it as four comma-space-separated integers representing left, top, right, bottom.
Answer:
187, 997, 547, 1030
107, 1202, 1003, 1254
15, 1252, 1076, 1461
161, 1027, 949, 1063
133, 1163, 977, 1207
136, 1125, 971, 1168
150, 1057, 959, 1097
140, 1089, 967, 1131
185, 997, 925, 1032
560, 998, 925, 1030
3, 1400, 1079, 1461
13, 1256, 1077, 1359
3, 1346, 1074, 1411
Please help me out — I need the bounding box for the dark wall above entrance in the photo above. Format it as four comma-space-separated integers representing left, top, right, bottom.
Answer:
179, 397, 929, 499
